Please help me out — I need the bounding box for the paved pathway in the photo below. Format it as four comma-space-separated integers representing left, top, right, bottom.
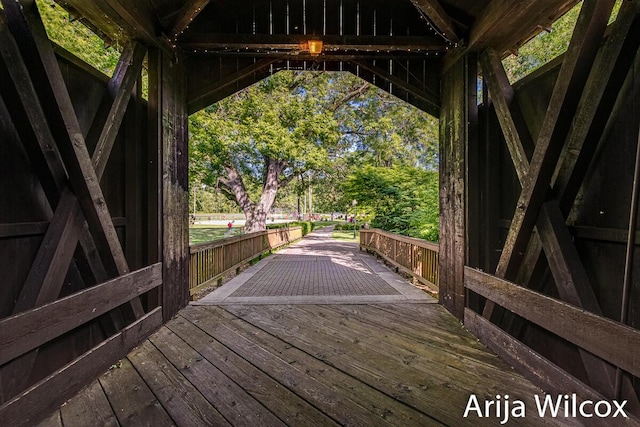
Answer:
197, 226, 435, 305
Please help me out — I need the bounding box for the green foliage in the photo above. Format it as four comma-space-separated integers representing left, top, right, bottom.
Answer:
36, 0, 120, 76
342, 165, 439, 242
502, 1, 622, 83
267, 221, 314, 236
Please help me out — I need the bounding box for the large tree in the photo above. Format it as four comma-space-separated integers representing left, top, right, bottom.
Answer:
190, 72, 365, 231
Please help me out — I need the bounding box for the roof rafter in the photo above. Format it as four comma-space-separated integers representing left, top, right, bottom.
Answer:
409, 0, 460, 43
169, 0, 211, 40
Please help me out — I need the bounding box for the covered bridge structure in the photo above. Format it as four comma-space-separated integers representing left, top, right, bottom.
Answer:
1, 0, 640, 424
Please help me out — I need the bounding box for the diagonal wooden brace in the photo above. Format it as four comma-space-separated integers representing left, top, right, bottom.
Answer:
1, 0, 131, 278
495, 0, 616, 280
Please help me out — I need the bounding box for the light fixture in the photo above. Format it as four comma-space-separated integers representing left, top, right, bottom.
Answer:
307, 39, 323, 55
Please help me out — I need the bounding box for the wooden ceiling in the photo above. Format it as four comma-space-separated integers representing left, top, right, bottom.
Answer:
50, 0, 579, 114
53, 0, 579, 63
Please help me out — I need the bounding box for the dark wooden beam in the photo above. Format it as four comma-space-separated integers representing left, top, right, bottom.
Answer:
88, 41, 147, 178
479, 48, 534, 183
496, 0, 615, 280
0, 264, 161, 366
0, 222, 49, 238
438, 54, 476, 319
0, 308, 162, 427
180, 34, 446, 53
149, 48, 190, 321
56, 0, 159, 48
191, 51, 438, 61
188, 58, 277, 114
169, 0, 211, 40
409, 0, 460, 43
572, 225, 640, 245
352, 60, 440, 117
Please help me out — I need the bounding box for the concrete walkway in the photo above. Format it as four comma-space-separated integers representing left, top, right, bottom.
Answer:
197, 226, 435, 305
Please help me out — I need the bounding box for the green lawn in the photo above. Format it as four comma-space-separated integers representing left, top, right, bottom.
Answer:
189, 226, 242, 245
332, 229, 360, 241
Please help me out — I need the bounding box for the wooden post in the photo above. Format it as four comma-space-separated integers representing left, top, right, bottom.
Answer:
439, 53, 476, 320
148, 48, 190, 321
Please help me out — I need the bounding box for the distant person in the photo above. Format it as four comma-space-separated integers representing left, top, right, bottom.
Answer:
227, 221, 233, 229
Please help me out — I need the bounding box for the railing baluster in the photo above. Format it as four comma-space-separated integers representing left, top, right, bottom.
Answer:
359, 228, 439, 292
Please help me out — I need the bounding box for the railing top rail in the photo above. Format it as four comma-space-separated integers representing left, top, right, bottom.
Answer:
190, 226, 303, 253
361, 228, 439, 252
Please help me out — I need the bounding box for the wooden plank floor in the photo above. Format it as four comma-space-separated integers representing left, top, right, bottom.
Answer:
38, 303, 578, 427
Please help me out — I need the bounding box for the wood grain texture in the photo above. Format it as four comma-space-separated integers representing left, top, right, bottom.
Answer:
0, 309, 162, 427
466, 267, 640, 378
0, 264, 161, 366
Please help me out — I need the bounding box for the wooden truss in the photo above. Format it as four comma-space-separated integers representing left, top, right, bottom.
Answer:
474, 0, 640, 405
0, 0, 161, 412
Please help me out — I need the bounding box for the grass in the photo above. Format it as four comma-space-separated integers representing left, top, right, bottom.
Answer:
189, 225, 242, 245
332, 229, 360, 241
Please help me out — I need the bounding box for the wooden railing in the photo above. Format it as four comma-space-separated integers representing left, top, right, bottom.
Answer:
189, 226, 303, 296
360, 228, 439, 291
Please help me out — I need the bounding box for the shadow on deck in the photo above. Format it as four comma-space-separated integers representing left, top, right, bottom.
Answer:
37, 228, 574, 426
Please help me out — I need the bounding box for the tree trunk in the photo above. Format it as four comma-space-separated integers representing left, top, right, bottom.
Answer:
244, 158, 283, 233
219, 159, 287, 233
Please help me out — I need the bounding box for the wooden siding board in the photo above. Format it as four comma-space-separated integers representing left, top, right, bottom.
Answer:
0, 308, 162, 427
466, 267, 640, 379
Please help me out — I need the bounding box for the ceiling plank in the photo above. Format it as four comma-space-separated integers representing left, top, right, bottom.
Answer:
180, 34, 446, 53
353, 60, 440, 117
409, 0, 460, 43
169, 0, 211, 40
188, 58, 277, 114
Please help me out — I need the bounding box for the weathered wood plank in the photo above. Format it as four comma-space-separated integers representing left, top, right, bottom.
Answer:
220, 305, 489, 426
148, 326, 285, 426
59, 381, 118, 427
99, 358, 175, 427
292, 304, 539, 397
181, 306, 439, 426
465, 267, 640, 378
166, 315, 337, 427
323, 304, 509, 367
0, 264, 161, 366
496, 0, 616, 279
0, 308, 162, 427
127, 339, 231, 427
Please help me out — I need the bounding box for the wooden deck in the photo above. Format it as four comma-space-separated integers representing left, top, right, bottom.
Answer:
37, 302, 576, 427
